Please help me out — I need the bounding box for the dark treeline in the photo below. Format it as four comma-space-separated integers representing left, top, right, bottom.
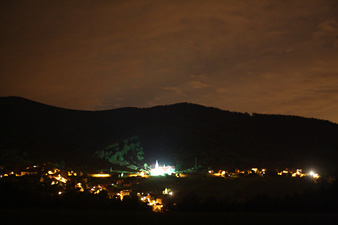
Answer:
167, 181, 338, 213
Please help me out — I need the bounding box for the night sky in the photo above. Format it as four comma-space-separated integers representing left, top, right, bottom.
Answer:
1, 0, 338, 123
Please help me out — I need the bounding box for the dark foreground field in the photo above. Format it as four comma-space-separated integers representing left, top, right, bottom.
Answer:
0, 209, 337, 225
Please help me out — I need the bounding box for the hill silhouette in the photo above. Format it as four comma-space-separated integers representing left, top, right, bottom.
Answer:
1, 97, 337, 174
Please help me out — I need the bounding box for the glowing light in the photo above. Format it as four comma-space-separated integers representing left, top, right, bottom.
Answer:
150, 160, 175, 176
90, 173, 111, 178
58, 191, 62, 195
55, 174, 67, 183
176, 173, 186, 178
128, 171, 148, 177
309, 171, 320, 179
211, 170, 229, 177
163, 188, 172, 195
118, 190, 130, 200
75, 183, 84, 192
68, 171, 77, 176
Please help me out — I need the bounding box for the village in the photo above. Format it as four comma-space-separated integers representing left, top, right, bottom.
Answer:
0, 160, 329, 212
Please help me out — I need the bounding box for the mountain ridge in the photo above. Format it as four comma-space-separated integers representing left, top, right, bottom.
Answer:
1, 96, 337, 174
2, 96, 336, 125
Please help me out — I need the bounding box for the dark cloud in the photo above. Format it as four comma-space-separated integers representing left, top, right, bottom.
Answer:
1, 0, 338, 123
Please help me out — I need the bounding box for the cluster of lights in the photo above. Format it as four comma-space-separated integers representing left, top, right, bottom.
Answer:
277, 169, 320, 179
210, 168, 266, 177
138, 192, 166, 212
75, 182, 84, 192
47, 169, 60, 175
291, 169, 306, 177
55, 174, 67, 183
210, 170, 228, 177
208, 167, 322, 179
91, 185, 103, 194
309, 171, 320, 179
67, 171, 77, 176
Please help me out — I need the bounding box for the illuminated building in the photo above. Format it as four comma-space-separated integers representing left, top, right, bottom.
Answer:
150, 160, 175, 176
117, 190, 131, 200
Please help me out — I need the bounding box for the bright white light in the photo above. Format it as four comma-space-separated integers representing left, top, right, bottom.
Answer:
58, 191, 62, 195
309, 171, 320, 179
150, 160, 175, 176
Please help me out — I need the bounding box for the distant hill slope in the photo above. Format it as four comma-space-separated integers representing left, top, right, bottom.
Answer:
1, 96, 338, 174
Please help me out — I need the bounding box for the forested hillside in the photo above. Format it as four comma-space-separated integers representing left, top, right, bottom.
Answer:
1, 97, 337, 174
